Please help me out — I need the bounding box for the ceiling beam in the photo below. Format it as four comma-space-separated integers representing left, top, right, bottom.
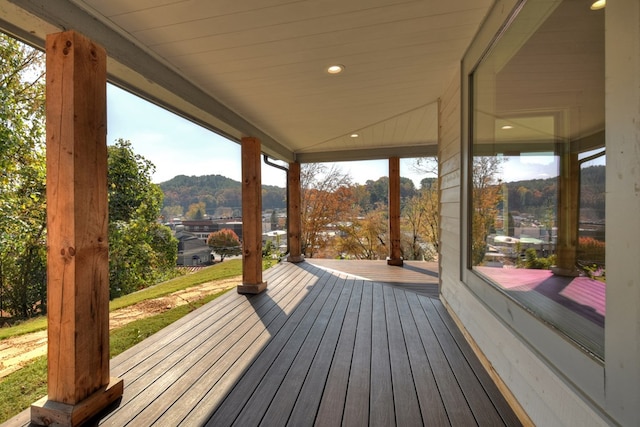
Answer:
295, 144, 438, 163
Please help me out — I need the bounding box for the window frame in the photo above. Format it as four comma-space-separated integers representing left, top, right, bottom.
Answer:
459, 0, 606, 407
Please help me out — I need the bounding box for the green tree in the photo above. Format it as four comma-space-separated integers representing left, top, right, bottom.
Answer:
108, 139, 162, 223
0, 34, 47, 318
262, 240, 275, 258
365, 177, 388, 208
107, 140, 178, 298
207, 229, 242, 261
161, 204, 184, 222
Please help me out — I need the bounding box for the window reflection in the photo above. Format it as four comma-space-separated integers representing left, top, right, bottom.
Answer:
470, 0, 605, 358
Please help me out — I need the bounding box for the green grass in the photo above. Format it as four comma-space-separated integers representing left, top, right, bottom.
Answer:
0, 258, 279, 422
0, 356, 47, 423
0, 289, 230, 424
109, 290, 227, 358
0, 259, 244, 341
108, 259, 243, 311
0, 317, 48, 341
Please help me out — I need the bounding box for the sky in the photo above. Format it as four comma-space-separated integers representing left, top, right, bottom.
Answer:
106, 85, 431, 189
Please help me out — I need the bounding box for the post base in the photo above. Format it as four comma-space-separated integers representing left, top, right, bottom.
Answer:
551, 266, 580, 277
287, 255, 305, 263
237, 281, 268, 294
387, 257, 404, 267
31, 377, 123, 426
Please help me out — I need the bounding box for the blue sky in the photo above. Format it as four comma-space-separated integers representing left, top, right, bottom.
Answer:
106, 85, 428, 188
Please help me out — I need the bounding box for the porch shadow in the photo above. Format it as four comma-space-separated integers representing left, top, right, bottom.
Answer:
6, 261, 521, 426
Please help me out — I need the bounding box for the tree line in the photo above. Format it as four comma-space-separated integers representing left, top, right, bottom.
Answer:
159, 174, 286, 220
502, 165, 605, 221
299, 162, 439, 261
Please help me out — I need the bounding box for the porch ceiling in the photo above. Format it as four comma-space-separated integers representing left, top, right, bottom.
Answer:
0, 0, 493, 162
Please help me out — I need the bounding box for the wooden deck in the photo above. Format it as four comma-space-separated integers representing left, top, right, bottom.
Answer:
8, 260, 521, 426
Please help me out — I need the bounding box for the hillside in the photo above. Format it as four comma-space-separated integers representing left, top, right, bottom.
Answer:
159, 174, 286, 217
158, 165, 605, 222
503, 165, 605, 220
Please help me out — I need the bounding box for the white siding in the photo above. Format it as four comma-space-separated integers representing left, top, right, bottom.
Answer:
603, 0, 640, 424
436, 0, 640, 424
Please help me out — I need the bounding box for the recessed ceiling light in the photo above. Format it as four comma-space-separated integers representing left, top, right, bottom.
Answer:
590, 0, 605, 10
327, 64, 345, 74
350, 133, 359, 138
501, 125, 514, 130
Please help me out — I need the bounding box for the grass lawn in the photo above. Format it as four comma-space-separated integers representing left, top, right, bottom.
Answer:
0, 288, 230, 423
0, 259, 244, 341
0, 258, 278, 422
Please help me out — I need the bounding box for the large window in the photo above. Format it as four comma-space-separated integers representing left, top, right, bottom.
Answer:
470, 0, 605, 359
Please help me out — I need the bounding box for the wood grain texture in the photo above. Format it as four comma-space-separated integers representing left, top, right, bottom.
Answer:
388, 157, 403, 265
240, 137, 266, 291
9, 261, 521, 427
45, 30, 110, 404
287, 161, 304, 262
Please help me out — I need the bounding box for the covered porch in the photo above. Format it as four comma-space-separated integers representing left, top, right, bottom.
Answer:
8, 260, 521, 426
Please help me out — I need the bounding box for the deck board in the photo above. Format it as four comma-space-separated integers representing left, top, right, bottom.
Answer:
258, 274, 353, 426
431, 301, 523, 427
394, 289, 450, 425
384, 285, 422, 426
405, 291, 478, 425
340, 278, 373, 427
287, 277, 360, 427
7, 260, 521, 427
370, 282, 395, 427
421, 297, 506, 425
312, 279, 363, 427
304, 259, 440, 298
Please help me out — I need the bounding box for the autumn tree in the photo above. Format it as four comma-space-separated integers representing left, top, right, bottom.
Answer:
0, 34, 47, 318
402, 178, 439, 261
185, 201, 207, 219
336, 205, 388, 260
471, 156, 503, 265
207, 229, 242, 261
301, 163, 355, 258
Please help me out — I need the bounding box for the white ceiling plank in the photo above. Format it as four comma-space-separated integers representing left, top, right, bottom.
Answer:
6, 0, 493, 161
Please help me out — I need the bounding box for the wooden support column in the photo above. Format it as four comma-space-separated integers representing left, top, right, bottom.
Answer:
388, 157, 404, 266
552, 147, 580, 276
287, 162, 304, 263
238, 137, 267, 294
31, 31, 123, 426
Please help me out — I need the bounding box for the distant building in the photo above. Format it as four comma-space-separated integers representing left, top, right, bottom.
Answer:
181, 219, 243, 242
175, 227, 212, 266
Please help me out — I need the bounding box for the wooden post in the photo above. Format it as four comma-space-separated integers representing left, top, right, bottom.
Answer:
287, 162, 304, 263
31, 31, 123, 426
388, 157, 404, 266
238, 137, 267, 293
552, 147, 580, 276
